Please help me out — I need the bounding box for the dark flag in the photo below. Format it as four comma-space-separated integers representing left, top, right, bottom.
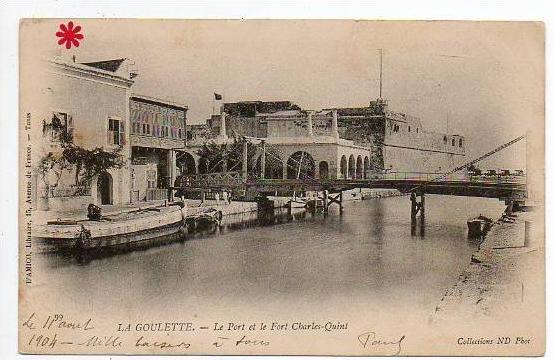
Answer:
214, 93, 222, 100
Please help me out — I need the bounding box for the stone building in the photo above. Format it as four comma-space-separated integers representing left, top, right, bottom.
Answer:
184, 101, 372, 181
186, 99, 465, 175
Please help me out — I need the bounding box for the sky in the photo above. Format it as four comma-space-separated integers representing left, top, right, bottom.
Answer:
23, 19, 544, 169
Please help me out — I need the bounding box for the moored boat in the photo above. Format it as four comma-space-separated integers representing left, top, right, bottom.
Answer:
467, 215, 493, 238
33, 204, 188, 253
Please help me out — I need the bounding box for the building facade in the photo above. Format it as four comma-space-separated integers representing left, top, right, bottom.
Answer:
185, 102, 372, 181
187, 99, 466, 175
36, 58, 135, 211
35, 57, 188, 211
129, 95, 188, 202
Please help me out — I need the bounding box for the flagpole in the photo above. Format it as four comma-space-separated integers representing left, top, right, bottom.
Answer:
212, 95, 215, 116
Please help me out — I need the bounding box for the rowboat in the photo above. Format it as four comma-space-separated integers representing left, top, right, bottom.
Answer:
467, 215, 493, 238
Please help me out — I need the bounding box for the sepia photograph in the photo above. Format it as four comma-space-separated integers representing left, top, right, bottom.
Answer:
16, 18, 544, 356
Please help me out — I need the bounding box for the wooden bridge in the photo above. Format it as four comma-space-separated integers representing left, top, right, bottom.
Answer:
174, 135, 527, 234
179, 171, 526, 200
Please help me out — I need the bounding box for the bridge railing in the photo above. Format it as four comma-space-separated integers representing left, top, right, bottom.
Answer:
178, 170, 526, 189
179, 171, 244, 188
381, 171, 526, 184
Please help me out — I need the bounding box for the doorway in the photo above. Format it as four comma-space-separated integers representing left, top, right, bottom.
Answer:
97, 172, 113, 205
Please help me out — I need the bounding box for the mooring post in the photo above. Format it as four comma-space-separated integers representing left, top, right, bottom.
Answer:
506, 200, 514, 217
524, 220, 531, 247
339, 191, 343, 214
287, 199, 292, 217
168, 186, 174, 202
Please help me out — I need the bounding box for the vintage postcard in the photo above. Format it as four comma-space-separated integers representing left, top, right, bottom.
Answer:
18, 19, 545, 355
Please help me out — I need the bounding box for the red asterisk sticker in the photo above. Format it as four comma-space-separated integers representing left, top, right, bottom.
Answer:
56, 21, 84, 49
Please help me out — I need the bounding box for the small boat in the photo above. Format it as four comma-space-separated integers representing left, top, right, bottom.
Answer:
467, 215, 493, 238
184, 207, 223, 233
288, 199, 307, 209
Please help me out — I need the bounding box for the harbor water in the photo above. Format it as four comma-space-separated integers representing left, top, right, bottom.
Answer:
34, 195, 506, 325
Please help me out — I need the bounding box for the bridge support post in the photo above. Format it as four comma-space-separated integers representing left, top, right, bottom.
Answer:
323, 190, 329, 216
410, 192, 417, 230
325, 191, 343, 214
410, 192, 425, 236
419, 192, 425, 236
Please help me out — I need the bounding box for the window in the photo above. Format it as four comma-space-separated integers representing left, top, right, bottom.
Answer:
108, 118, 125, 146
451, 138, 455, 146
408, 126, 411, 132
178, 128, 182, 139
146, 169, 157, 189
459, 138, 463, 147
443, 136, 447, 144
44, 112, 73, 143
416, 128, 419, 133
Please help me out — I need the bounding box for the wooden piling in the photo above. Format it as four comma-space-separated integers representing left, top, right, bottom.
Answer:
419, 192, 425, 236
323, 190, 329, 215
410, 192, 417, 228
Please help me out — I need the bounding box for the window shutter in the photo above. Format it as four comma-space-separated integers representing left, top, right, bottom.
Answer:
120, 121, 126, 145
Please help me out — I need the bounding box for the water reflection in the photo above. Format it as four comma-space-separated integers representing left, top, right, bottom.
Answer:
34, 195, 506, 317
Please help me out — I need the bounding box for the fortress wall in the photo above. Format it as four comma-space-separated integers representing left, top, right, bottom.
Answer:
383, 146, 465, 173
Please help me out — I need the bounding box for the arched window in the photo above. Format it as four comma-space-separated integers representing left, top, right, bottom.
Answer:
348, 155, 356, 179
459, 138, 463, 147
319, 161, 329, 180
355, 155, 363, 179
408, 126, 411, 132
287, 151, 315, 180
340, 155, 347, 179
443, 136, 447, 144
452, 138, 455, 146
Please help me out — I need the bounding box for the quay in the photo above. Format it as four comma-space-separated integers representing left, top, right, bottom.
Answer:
431, 206, 543, 325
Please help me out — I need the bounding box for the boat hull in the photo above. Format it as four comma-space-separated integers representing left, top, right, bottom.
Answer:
34, 220, 185, 254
